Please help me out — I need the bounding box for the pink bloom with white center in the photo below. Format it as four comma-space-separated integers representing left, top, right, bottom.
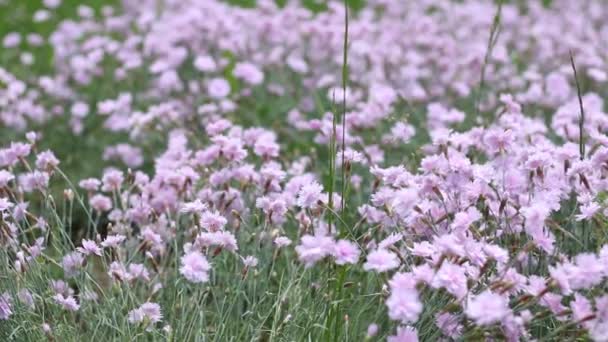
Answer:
363, 249, 400, 273
180, 251, 211, 283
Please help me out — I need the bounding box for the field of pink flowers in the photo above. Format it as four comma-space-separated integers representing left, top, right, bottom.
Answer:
1, 0, 608, 340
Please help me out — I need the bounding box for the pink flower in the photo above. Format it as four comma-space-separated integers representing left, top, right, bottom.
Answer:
286, 55, 308, 74
50, 280, 73, 297
296, 182, 323, 209
89, 194, 112, 212
53, 294, 79, 312
207, 78, 231, 99
3, 32, 20, 48
19, 171, 49, 192
18, 289, 34, 309
35, 151, 59, 170
390, 122, 416, 143
101, 170, 124, 192
387, 326, 418, 342
233, 62, 264, 85
570, 293, 593, 325
466, 290, 510, 325
71, 102, 89, 118
79, 178, 100, 191
436, 312, 463, 339
199, 211, 227, 231
484, 129, 514, 153
576, 202, 601, 221
193, 55, 217, 72
77, 239, 102, 256
379, 233, 403, 250
0, 170, 15, 188
43, 0, 61, 9
591, 321, 608, 342
180, 251, 211, 283
274, 236, 292, 248
180, 199, 208, 214
363, 249, 400, 273
61, 252, 84, 278
332, 239, 360, 265
386, 285, 423, 323
432, 262, 468, 299
0, 293, 12, 320
195, 231, 238, 252
366, 323, 379, 338
0, 197, 13, 212
101, 235, 126, 248
450, 207, 481, 232
242, 256, 258, 268
108, 262, 130, 282
295, 234, 334, 268
128, 264, 150, 282
128, 302, 162, 326
336, 148, 365, 166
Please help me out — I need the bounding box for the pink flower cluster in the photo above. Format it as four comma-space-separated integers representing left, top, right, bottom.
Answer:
1, 0, 608, 340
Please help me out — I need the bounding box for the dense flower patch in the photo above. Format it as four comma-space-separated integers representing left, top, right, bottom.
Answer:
1, 0, 608, 340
